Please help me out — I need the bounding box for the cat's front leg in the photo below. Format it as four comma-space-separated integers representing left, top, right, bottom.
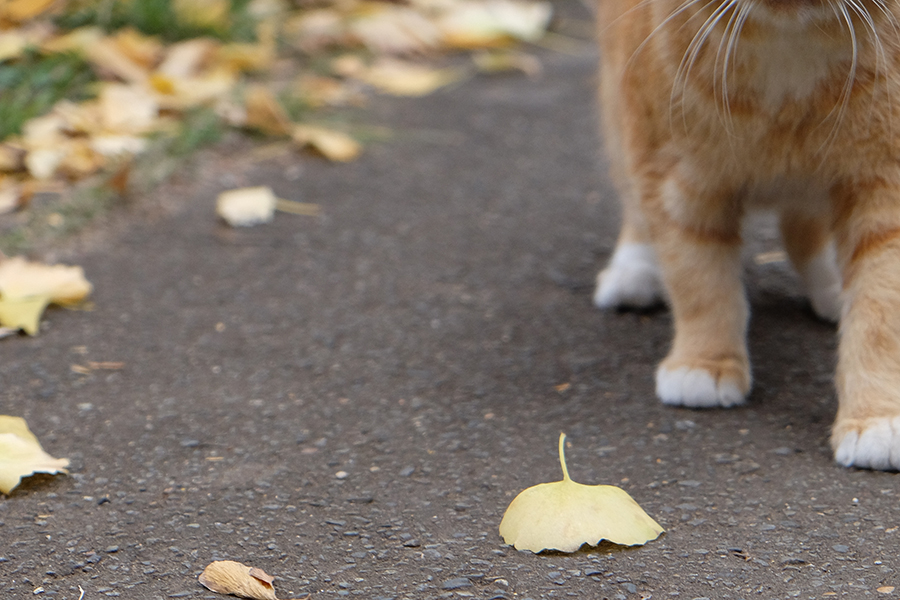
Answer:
830, 190, 900, 469
648, 177, 751, 408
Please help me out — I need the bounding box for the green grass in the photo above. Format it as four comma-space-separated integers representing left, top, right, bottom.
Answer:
57, 0, 259, 43
0, 50, 97, 140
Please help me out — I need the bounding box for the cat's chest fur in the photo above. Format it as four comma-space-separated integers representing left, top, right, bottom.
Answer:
741, 27, 851, 109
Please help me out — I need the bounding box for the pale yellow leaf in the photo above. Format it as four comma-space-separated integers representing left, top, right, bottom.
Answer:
355, 58, 463, 96
151, 68, 236, 111
22, 113, 66, 148
198, 560, 277, 600
472, 49, 542, 76
439, 0, 552, 48
499, 433, 664, 553
878, 586, 896, 594
0, 256, 93, 305
217, 186, 277, 227
157, 38, 219, 79
110, 28, 163, 70
85, 37, 150, 83
348, 5, 442, 54
293, 75, 366, 108
218, 41, 274, 72
0, 31, 28, 62
173, 0, 231, 30
292, 124, 361, 162
0, 416, 68, 494
40, 26, 103, 55
244, 86, 292, 136
25, 148, 65, 180
90, 135, 148, 158
98, 83, 159, 134
58, 139, 105, 179
283, 9, 347, 53
0, 296, 49, 335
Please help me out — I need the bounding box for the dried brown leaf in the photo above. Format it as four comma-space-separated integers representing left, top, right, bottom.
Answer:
244, 86, 292, 136
198, 560, 277, 600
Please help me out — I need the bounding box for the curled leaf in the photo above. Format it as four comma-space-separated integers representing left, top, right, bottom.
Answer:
0, 416, 69, 494
199, 560, 277, 600
292, 124, 360, 162
499, 433, 663, 552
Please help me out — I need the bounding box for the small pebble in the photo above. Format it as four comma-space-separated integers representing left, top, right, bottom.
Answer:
832, 544, 849, 553
441, 577, 472, 590
335, 471, 348, 479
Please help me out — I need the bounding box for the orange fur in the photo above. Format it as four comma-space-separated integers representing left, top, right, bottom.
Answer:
597, 0, 900, 468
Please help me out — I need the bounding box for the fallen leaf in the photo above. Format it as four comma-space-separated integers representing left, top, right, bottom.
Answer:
472, 49, 542, 76
0, 295, 49, 335
0, 257, 93, 305
499, 433, 664, 552
217, 186, 277, 227
0, 0, 58, 22
354, 58, 463, 96
878, 587, 895, 595
198, 560, 277, 600
292, 124, 361, 162
0, 415, 69, 494
173, 0, 232, 31
244, 86, 292, 136
347, 5, 442, 54
439, 0, 553, 48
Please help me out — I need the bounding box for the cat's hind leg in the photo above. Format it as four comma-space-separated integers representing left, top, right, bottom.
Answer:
780, 210, 842, 323
594, 202, 665, 309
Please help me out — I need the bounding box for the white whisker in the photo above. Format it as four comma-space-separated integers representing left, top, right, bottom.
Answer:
672, 0, 738, 127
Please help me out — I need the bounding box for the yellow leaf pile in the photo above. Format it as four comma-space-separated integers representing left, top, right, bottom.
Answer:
0, 0, 552, 214
0, 415, 69, 495
499, 433, 664, 553
0, 256, 92, 335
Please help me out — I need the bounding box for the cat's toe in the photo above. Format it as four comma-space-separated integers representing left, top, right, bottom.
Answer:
656, 364, 748, 408
832, 417, 900, 470
593, 243, 664, 309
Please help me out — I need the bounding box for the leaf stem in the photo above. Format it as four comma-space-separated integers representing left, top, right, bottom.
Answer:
558, 432, 570, 481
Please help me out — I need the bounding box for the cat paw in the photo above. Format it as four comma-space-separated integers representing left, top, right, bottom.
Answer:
656, 362, 749, 408
593, 243, 664, 309
832, 417, 900, 470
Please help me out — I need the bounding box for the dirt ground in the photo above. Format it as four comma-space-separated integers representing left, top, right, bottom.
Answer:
2, 5, 899, 599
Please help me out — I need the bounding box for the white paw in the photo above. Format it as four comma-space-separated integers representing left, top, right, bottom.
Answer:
656, 365, 747, 408
833, 418, 900, 470
798, 243, 842, 323
593, 243, 664, 309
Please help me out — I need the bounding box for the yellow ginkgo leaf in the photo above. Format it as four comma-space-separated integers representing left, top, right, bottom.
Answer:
0, 295, 50, 336
0, 416, 69, 494
354, 58, 463, 97
0, 256, 93, 305
499, 433, 664, 552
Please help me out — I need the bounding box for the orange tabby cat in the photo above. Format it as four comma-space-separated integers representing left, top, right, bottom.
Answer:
595, 0, 900, 469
